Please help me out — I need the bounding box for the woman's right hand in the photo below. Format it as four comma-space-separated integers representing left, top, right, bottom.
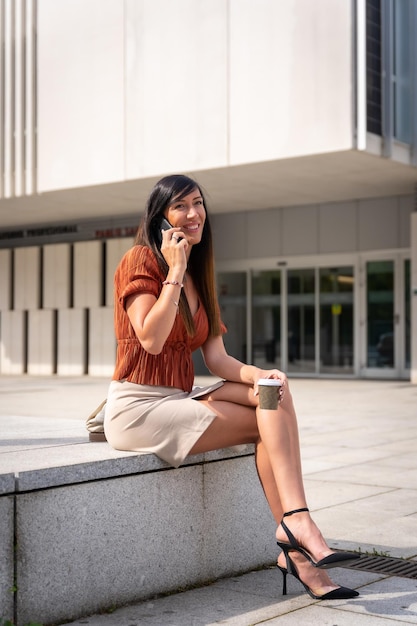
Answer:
160, 227, 188, 275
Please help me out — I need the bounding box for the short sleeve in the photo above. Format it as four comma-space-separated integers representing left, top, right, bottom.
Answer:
115, 246, 161, 310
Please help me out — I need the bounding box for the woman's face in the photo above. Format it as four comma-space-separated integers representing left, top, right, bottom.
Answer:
164, 187, 206, 246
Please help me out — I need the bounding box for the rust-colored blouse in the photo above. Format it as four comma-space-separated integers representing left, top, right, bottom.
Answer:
112, 245, 225, 392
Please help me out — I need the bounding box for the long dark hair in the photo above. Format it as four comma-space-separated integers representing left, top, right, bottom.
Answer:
134, 174, 221, 337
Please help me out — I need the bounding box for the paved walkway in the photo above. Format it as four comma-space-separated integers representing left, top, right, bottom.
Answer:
1, 375, 417, 625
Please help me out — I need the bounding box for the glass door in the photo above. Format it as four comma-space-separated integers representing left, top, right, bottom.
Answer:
250, 264, 355, 376
217, 271, 247, 362
287, 269, 316, 374
251, 270, 282, 369
319, 267, 355, 374
361, 255, 410, 378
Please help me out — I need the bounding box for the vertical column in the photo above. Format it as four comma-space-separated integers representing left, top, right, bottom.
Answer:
73, 240, 103, 308
0, 309, 26, 373
105, 238, 133, 307
88, 307, 116, 376
0, 249, 12, 310
13, 247, 41, 373
43, 243, 71, 309
14, 246, 40, 310
0, 0, 37, 199
411, 212, 417, 383
27, 309, 55, 374
57, 308, 86, 375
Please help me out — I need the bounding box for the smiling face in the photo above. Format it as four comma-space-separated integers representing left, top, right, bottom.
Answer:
164, 187, 206, 246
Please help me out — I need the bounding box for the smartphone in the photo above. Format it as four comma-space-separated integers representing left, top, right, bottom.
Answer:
159, 217, 183, 243
160, 217, 173, 232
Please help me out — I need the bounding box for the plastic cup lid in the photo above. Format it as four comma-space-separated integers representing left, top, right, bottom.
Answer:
257, 378, 282, 386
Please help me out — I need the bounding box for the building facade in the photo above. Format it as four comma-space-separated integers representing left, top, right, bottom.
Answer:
0, 0, 416, 382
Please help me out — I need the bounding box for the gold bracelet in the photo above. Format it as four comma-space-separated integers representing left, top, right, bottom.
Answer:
162, 280, 183, 288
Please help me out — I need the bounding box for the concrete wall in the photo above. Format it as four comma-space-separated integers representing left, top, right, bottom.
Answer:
0, 238, 131, 376
36, 0, 353, 192
213, 195, 414, 261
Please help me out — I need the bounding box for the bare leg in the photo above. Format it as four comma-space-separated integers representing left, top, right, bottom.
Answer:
196, 381, 336, 561
255, 439, 343, 596
228, 382, 336, 564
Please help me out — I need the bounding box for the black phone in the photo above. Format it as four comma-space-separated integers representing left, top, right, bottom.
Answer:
159, 217, 183, 244
160, 217, 173, 232
156, 217, 173, 247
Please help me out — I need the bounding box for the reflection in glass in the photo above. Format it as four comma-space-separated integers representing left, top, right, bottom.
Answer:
367, 261, 394, 368
319, 267, 354, 374
287, 269, 315, 373
393, 0, 412, 143
217, 272, 247, 362
251, 270, 281, 369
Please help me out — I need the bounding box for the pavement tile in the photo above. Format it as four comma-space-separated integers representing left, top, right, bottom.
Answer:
1, 376, 417, 625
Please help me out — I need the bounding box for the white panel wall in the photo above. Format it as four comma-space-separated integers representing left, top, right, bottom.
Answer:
27, 310, 55, 375
125, 0, 228, 177
105, 238, 133, 307
0, 310, 26, 374
37, 0, 124, 191
73, 241, 102, 308
88, 307, 115, 377
14, 247, 40, 310
0, 249, 12, 310
35, 0, 355, 189
57, 309, 86, 376
43, 243, 71, 309
228, 0, 353, 164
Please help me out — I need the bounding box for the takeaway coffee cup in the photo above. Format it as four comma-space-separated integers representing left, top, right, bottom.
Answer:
257, 378, 282, 410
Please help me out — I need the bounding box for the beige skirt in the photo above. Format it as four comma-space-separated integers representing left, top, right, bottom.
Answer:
104, 379, 224, 468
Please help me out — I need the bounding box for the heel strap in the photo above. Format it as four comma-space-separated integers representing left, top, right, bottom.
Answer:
283, 507, 309, 518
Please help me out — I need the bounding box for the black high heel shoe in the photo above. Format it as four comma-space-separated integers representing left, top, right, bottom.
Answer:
276, 507, 361, 570
277, 560, 359, 600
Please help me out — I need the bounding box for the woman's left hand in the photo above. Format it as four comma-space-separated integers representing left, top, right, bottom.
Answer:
253, 369, 287, 402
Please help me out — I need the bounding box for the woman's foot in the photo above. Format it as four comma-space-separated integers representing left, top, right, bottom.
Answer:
276, 508, 360, 569
277, 552, 359, 600
276, 551, 355, 598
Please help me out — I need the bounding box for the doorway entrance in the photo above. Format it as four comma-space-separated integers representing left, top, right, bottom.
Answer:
360, 254, 410, 378
249, 265, 355, 376
217, 254, 410, 379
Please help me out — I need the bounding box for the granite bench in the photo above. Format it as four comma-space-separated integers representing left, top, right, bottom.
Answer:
0, 437, 274, 626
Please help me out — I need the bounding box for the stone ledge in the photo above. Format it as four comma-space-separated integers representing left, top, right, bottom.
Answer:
0, 445, 273, 626
16, 443, 255, 491
0, 410, 254, 493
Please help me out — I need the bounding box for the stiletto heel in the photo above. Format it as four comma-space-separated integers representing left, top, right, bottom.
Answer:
277, 508, 361, 570
276, 556, 359, 600
277, 565, 288, 595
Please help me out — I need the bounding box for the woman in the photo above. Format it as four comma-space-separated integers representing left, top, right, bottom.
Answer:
105, 174, 360, 600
